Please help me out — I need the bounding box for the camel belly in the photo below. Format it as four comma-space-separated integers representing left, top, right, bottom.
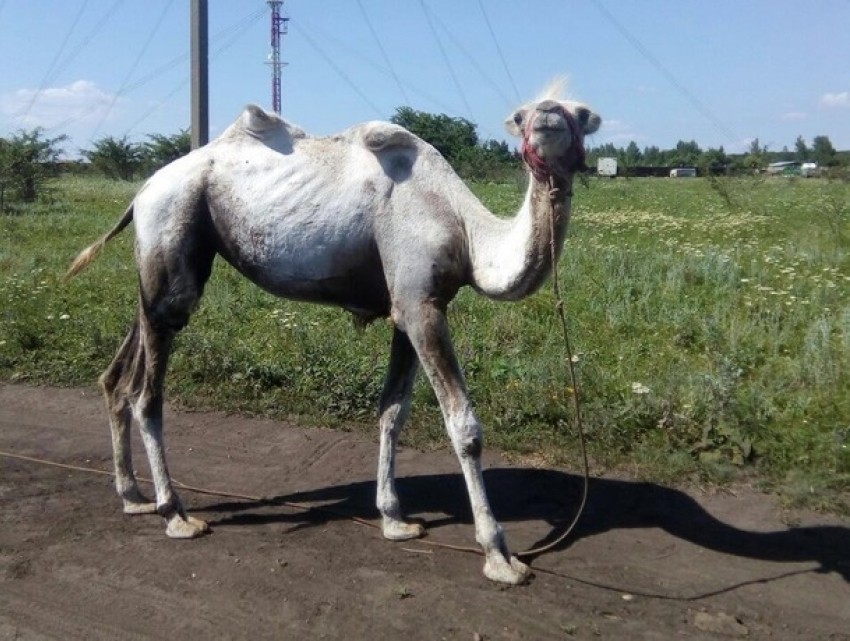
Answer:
212, 207, 390, 316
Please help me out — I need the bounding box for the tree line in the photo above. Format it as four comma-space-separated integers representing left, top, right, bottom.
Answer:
0, 129, 190, 204
2, 108, 847, 206
587, 135, 847, 173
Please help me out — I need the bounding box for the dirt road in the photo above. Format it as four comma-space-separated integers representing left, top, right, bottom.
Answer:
1, 383, 848, 639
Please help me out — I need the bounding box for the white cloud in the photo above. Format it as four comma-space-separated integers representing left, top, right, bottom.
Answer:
1, 80, 120, 130
780, 111, 807, 121
819, 91, 850, 108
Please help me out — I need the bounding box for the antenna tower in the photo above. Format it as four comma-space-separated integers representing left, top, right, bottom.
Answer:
267, 0, 289, 114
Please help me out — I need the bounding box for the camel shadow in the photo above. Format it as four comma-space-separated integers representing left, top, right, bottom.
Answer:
199, 467, 850, 584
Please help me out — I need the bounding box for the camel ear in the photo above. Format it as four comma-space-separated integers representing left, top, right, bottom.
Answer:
573, 105, 601, 135
504, 108, 527, 137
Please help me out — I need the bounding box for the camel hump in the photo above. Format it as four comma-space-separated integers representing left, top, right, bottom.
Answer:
241, 104, 283, 133
361, 122, 417, 152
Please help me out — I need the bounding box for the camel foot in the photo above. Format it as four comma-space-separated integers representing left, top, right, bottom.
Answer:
483, 555, 531, 585
382, 516, 427, 541
122, 489, 157, 515
165, 514, 210, 539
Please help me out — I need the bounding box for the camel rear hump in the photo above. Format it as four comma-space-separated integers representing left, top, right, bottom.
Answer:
360, 122, 418, 152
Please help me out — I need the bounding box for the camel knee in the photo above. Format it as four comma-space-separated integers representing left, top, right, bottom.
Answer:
453, 417, 483, 459
134, 390, 164, 424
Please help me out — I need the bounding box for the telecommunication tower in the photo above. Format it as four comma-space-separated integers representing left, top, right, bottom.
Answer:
267, 0, 289, 114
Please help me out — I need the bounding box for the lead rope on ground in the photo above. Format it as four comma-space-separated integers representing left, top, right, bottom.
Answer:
515, 177, 590, 560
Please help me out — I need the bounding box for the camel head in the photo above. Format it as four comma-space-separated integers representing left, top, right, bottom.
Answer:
505, 81, 601, 181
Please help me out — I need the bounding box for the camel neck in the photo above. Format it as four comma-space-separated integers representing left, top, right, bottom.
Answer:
467, 173, 574, 301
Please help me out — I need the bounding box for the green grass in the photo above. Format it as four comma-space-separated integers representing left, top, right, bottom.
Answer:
2, 174, 849, 510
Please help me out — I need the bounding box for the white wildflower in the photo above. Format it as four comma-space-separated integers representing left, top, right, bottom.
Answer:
631, 382, 651, 395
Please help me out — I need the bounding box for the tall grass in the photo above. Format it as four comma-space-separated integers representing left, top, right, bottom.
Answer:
1, 175, 848, 508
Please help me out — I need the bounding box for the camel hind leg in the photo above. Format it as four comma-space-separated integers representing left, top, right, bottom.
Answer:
102, 206, 215, 537
100, 315, 156, 514
133, 310, 209, 539
376, 327, 425, 540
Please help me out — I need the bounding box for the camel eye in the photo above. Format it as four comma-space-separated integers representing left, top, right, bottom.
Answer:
576, 108, 590, 125
513, 112, 523, 126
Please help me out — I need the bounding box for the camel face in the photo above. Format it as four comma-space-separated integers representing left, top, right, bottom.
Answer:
506, 98, 600, 178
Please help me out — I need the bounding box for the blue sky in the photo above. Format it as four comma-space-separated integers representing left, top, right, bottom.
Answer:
1, 0, 849, 159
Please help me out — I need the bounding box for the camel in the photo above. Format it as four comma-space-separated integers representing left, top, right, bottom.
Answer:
66, 80, 601, 585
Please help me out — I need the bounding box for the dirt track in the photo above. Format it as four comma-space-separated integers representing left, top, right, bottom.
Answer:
1, 383, 849, 639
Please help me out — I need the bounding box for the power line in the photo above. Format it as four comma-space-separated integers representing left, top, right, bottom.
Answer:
88, 0, 174, 142
124, 6, 267, 138
355, 0, 410, 107
589, 0, 739, 144
49, 5, 266, 140
416, 0, 474, 122
19, 0, 90, 120
293, 22, 384, 118
294, 16, 460, 117
426, 8, 514, 111
476, 0, 521, 104
17, 0, 124, 123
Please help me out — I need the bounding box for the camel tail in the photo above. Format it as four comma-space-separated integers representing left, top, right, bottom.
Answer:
65, 202, 135, 280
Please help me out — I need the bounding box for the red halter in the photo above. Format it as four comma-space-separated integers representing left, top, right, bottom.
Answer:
520, 106, 586, 182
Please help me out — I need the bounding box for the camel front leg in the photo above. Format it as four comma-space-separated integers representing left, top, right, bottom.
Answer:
399, 302, 530, 585
377, 328, 424, 540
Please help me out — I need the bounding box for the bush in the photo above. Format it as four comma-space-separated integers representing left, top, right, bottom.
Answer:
0, 129, 67, 204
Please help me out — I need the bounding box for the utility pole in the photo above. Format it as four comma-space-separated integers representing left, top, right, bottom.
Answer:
191, 0, 209, 148
267, 1, 288, 114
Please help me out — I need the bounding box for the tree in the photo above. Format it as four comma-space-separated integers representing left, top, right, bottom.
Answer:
642, 145, 663, 166
84, 135, 143, 180
670, 139, 702, 166
623, 141, 642, 166
700, 146, 730, 172
0, 128, 67, 202
390, 107, 478, 166
811, 135, 839, 167
141, 130, 190, 174
742, 137, 767, 169
794, 135, 809, 161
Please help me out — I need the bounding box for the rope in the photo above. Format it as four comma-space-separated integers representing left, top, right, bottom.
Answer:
516, 177, 590, 559
0, 448, 484, 556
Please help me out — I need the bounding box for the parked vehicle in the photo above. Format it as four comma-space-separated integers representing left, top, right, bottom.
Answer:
670, 167, 697, 178
597, 157, 618, 177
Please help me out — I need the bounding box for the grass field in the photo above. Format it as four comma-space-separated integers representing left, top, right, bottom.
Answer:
1, 174, 848, 510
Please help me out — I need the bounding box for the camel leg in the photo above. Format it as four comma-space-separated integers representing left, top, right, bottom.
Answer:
132, 311, 208, 539
100, 317, 156, 514
376, 327, 424, 540
124, 217, 214, 538
399, 302, 530, 585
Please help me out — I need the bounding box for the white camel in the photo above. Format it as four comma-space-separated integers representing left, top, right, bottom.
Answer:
67, 80, 600, 585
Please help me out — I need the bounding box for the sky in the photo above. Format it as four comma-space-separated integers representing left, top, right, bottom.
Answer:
1, 0, 849, 159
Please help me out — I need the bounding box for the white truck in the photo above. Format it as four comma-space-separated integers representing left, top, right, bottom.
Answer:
597, 157, 618, 178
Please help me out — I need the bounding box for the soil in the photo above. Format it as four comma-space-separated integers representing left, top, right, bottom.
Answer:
1, 383, 848, 640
